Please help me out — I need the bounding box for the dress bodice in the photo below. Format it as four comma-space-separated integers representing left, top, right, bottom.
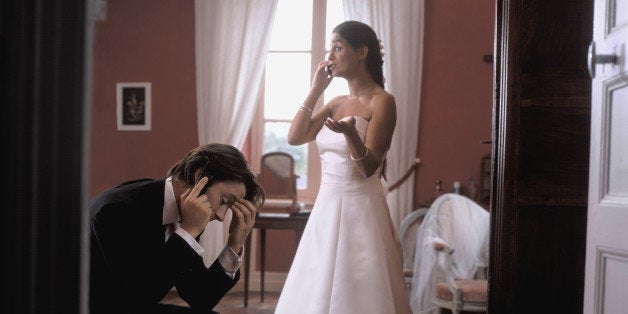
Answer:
316, 116, 382, 184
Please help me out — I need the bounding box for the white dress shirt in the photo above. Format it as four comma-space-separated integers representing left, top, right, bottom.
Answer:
163, 177, 242, 278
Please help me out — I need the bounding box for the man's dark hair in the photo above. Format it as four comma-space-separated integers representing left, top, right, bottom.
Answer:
168, 143, 265, 207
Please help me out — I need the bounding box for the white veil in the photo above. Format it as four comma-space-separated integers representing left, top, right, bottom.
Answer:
409, 193, 490, 313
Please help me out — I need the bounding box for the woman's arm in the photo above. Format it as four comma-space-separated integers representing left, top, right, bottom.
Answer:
331, 93, 396, 177
287, 61, 335, 146
287, 92, 333, 146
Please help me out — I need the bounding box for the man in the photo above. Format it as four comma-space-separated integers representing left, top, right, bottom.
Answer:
89, 144, 264, 313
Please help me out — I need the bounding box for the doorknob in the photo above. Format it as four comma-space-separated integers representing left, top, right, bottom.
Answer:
587, 41, 617, 79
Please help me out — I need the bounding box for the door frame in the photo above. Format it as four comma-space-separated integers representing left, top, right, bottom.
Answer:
489, 0, 592, 312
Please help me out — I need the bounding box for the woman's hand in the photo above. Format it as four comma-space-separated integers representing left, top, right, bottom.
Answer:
226, 199, 258, 254
311, 61, 333, 92
325, 116, 357, 135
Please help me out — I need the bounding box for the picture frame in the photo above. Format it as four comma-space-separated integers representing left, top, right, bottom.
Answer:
116, 82, 151, 131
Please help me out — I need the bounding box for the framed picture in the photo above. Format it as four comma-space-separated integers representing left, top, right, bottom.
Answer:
116, 82, 151, 131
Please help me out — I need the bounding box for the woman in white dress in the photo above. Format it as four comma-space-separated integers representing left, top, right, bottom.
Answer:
275, 20, 411, 314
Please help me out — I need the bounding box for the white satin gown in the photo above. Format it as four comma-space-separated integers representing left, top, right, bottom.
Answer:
275, 116, 411, 314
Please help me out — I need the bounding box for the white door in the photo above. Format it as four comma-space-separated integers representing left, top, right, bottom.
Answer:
583, 0, 628, 312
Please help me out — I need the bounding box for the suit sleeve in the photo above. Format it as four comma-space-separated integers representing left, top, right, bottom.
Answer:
91, 203, 180, 304
166, 234, 239, 311
92, 199, 238, 312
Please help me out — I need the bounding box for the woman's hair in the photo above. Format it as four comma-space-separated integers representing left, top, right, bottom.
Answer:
167, 143, 265, 207
333, 20, 384, 88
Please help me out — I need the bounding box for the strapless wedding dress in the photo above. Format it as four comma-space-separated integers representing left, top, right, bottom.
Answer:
275, 116, 411, 314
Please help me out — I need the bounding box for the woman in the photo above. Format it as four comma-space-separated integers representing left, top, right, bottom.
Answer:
275, 21, 411, 314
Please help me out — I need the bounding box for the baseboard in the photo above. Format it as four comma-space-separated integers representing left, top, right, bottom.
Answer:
231, 271, 287, 293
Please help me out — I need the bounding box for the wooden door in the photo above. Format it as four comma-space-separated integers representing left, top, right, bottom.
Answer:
583, 0, 628, 312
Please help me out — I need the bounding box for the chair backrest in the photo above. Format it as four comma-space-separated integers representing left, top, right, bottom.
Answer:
409, 193, 490, 313
258, 152, 297, 212
398, 207, 428, 269
432, 194, 490, 278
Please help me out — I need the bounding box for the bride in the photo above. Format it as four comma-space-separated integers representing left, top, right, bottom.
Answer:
274, 20, 411, 314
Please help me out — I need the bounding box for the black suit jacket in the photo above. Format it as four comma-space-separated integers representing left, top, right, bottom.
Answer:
89, 179, 238, 314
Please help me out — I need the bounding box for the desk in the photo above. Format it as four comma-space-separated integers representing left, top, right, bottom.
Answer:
243, 211, 310, 306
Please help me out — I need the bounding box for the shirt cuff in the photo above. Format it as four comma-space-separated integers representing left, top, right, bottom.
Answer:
174, 227, 205, 256
218, 245, 243, 279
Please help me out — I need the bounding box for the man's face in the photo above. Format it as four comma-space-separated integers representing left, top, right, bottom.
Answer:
204, 181, 246, 222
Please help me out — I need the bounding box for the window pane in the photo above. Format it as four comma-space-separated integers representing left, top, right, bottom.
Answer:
265, 53, 311, 120
324, 76, 349, 105
325, 0, 345, 47
269, 0, 313, 51
324, 0, 348, 105
264, 122, 308, 189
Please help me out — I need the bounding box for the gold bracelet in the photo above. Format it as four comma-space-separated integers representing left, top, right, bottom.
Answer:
299, 105, 313, 113
350, 147, 369, 161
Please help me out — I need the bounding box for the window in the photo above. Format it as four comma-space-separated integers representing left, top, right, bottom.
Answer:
253, 0, 348, 203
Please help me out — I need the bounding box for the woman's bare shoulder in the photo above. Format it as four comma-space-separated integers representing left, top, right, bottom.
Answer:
326, 94, 349, 115
371, 89, 396, 110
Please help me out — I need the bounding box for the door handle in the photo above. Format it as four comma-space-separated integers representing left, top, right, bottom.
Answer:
587, 41, 617, 79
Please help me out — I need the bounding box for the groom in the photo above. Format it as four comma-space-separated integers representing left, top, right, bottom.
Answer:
89, 143, 264, 314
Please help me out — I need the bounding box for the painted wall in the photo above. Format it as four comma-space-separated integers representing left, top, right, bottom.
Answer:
414, 0, 495, 208
90, 0, 197, 197
89, 0, 495, 273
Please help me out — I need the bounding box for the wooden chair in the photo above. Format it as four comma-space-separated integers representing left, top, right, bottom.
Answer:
398, 207, 429, 290
432, 241, 488, 314
409, 193, 489, 313
257, 151, 298, 214
430, 194, 489, 313
247, 152, 299, 303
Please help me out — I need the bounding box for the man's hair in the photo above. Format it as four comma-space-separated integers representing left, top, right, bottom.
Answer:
167, 143, 265, 207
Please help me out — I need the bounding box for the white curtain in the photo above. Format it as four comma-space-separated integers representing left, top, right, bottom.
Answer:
342, 0, 424, 228
195, 0, 278, 264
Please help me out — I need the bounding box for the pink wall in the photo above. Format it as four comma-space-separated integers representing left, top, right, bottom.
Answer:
90, 0, 197, 197
89, 0, 495, 272
414, 0, 495, 208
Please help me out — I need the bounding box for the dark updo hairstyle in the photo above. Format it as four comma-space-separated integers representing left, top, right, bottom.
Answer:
167, 143, 265, 208
333, 20, 384, 89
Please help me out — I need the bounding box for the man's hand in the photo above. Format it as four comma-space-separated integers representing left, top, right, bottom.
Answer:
179, 177, 212, 238
227, 199, 258, 254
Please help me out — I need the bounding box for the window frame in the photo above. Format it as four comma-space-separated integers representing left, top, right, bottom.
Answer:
250, 0, 331, 204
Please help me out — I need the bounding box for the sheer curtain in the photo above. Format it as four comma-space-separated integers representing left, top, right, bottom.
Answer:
342, 0, 424, 228
195, 0, 278, 264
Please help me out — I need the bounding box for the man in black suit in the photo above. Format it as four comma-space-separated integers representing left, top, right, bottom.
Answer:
89, 143, 265, 314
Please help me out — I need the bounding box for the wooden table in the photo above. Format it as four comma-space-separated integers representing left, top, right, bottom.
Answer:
243, 211, 310, 306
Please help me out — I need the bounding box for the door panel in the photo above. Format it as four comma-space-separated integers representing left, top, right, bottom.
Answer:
607, 82, 628, 195
584, 0, 628, 312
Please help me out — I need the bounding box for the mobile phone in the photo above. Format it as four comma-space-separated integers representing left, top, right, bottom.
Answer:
325, 65, 332, 78
197, 177, 209, 195
196, 161, 211, 195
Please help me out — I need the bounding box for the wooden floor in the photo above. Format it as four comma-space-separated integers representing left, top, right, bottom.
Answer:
160, 289, 478, 314
161, 289, 279, 314
214, 291, 279, 314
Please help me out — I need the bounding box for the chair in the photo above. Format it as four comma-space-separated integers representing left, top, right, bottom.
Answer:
257, 151, 298, 214
409, 193, 489, 314
398, 207, 429, 289
432, 242, 488, 314
246, 152, 299, 304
